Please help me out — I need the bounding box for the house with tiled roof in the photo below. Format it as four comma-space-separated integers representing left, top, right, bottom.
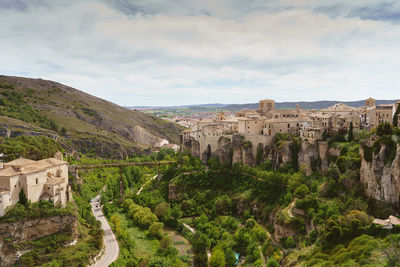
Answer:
0, 156, 72, 216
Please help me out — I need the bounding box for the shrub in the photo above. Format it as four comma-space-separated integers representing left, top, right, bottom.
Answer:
149, 222, 164, 239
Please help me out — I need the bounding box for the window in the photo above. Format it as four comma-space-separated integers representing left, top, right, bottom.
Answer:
36, 178, 38, 184
48, 187, 50, 189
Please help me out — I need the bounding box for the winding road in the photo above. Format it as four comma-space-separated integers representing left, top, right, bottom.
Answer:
90, 194, 119, 267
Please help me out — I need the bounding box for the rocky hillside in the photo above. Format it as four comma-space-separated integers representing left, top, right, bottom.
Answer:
0, 75, 183, 158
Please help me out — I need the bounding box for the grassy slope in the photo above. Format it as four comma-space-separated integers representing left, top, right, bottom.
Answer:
0, 75, 183, 156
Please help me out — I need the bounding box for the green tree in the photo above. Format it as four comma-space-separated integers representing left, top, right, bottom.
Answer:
193, 232, 210, 267
348, 122, 354, 142
393, 104, 400, 127
149, 222, 164, 239
210, 248, 226, 267
266, 257, 279, 267
18, 188, 28, 206
376, 122, 393, 136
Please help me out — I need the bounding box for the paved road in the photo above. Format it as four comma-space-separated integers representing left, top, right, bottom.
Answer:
90, 194, 119, 267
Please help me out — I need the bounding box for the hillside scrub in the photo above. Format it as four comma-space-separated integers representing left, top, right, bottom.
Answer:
0, 135, 62, 161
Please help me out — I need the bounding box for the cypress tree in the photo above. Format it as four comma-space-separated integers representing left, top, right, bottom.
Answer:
19, 188, 28, 206
393, 104, 400, 127
348, 122, 354, 142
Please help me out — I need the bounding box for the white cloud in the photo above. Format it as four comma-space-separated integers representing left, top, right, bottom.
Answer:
0, 0, 399, 105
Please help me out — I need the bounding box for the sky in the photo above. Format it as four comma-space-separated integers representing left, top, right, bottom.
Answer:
0, 0, 400, 106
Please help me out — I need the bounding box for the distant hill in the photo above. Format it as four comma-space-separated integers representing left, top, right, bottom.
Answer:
128, 103, 228, 109
0, 75, 183, 159
224, 100, 399, 111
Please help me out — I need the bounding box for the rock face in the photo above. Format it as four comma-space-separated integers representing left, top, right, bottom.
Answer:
214, 137, 233, 164
272, 142, 292, 169
0, 215, 78, 266
360, 143, 400, 205
183, 138, 200, 158
184, 134, 332, 172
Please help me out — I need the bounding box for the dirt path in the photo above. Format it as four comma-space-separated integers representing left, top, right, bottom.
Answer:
137, 174, 158, 195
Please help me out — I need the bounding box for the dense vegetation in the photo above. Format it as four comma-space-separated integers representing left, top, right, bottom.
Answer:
0, 83, 60, 132
0, 135, 62, 161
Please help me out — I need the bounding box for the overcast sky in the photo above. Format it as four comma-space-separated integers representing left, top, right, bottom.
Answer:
1, 0, 399, 106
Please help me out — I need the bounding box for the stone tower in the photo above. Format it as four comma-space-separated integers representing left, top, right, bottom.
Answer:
259, 99, 275, 113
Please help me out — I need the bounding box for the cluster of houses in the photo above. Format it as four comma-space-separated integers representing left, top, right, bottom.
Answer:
181, 98, 400, 154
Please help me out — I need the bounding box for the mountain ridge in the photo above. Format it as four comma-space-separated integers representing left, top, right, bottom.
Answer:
0, 75, 183, 159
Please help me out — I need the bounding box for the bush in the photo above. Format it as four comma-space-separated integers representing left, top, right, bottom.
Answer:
285, 237, 295, 248
149, 222, 164, 239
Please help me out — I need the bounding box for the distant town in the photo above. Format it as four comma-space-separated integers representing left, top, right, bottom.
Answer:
180, 98, 400, 157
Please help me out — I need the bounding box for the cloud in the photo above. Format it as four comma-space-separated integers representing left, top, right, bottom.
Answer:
0, 0, 399, 105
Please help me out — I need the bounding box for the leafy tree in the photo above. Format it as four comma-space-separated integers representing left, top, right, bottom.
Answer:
160, 235, 171, 251
210, 248, 226, 267
149, 222, 164, 239
154, 202, 170, 219
266, 257, 279, 267
148, 257, 172, 267
376, 122, 393, 136
193, 232, 210, 267
171, 205, 182, 220
18, 188, 28, 206
192, 232, 211, 253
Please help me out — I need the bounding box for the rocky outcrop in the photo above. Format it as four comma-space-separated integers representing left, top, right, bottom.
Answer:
214, 137, 233, 164
126, 125, 159, 147
360, 143, 400, 206
202, 144, 212, 164
217, 134, 255, 166
0, 214, 78, 266
184, 134, 331, 173
183, 138, 200, 158
272, 142, 292, 169
298, 142, 318, 175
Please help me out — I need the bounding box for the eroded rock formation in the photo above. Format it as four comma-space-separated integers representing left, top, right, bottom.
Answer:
360, 143, 400, 205
0, 214, 78, 266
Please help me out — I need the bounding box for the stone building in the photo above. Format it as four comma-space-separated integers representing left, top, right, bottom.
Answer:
369, 104, 393, 129
0, 157, 72, 216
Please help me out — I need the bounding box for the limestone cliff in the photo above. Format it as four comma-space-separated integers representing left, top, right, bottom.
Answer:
183, 138, 200, 158
211, 134, 255, 166
184, 134, 332, 172
0, 214, 77, 266
360, 143, 400, 205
